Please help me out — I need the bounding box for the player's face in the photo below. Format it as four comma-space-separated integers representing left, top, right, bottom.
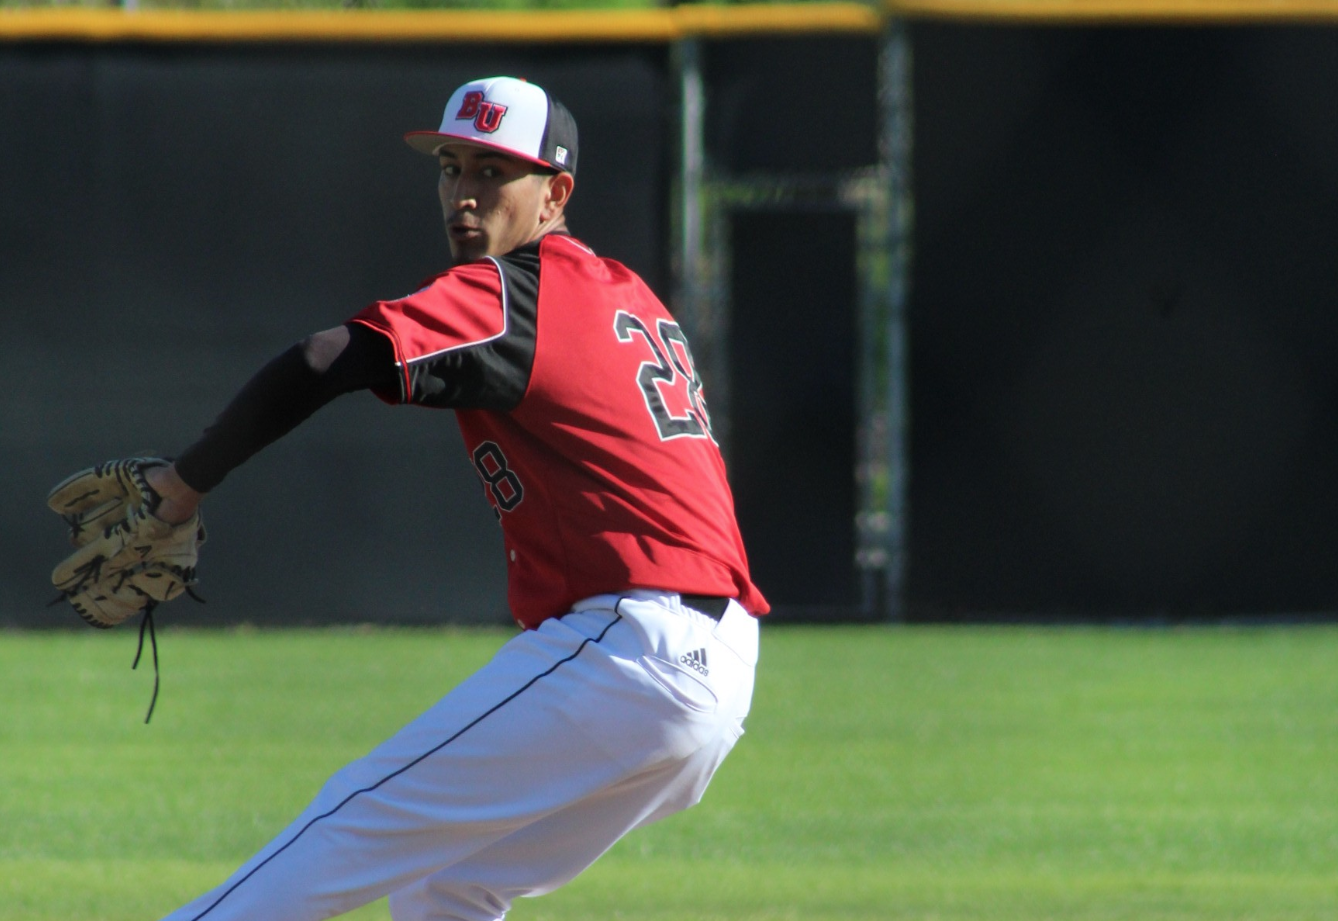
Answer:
437, 144, 569, 264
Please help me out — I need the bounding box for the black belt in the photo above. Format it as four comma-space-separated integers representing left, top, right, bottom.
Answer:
680, 594, 731, 620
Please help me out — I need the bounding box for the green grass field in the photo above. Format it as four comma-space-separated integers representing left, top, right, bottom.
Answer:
3, 624, 1336, 920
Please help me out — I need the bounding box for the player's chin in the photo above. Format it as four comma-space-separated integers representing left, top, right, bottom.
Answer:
448, 230, 489, 265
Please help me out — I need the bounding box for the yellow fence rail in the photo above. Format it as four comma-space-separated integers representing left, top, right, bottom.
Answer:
889, 0, 1338, 23
1, 0, 1336, 44
0, 4, 878, 43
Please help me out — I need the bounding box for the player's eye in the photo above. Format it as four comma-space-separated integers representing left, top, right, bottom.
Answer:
440, 163, 460, 177
480, 166, 501, 179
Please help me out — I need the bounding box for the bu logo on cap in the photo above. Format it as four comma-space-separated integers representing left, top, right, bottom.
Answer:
455, 91, 508, 134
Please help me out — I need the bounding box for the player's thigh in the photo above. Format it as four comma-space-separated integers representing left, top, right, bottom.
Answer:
312, 611, 636, 818
386, 726, 743, 921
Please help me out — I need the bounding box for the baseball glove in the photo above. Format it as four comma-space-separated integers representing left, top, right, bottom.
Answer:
48, 457, 206, 629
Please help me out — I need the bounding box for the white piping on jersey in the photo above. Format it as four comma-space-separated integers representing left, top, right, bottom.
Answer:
550, 233, 595, 256
398, 255, 509, 368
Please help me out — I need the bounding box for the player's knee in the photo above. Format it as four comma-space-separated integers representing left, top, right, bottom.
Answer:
388, 880, 509, 921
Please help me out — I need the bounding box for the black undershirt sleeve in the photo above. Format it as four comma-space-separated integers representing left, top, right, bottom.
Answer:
174, 323, 398, 493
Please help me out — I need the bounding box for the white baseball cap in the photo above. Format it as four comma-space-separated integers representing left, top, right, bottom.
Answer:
405, 76, 579, 175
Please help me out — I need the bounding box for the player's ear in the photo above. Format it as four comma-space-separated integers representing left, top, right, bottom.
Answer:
541, 171, 574, 220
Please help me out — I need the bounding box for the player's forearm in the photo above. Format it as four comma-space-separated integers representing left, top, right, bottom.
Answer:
173, 324, 397, 494
172, 342, 337, 494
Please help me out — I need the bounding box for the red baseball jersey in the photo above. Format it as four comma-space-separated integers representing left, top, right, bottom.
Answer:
351, 233, 768, 628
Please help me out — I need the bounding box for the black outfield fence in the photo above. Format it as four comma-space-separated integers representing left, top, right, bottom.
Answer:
4, 2, 1338, 626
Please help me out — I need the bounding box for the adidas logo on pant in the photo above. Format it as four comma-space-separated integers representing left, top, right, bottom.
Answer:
679, 648, 709, 677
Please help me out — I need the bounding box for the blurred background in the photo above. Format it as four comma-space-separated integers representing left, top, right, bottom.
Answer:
4, 1, 1338, 627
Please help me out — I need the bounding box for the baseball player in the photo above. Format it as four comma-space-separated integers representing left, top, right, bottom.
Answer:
57, 75, 768, 921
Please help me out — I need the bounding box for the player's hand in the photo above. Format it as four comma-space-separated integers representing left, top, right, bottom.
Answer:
145, 463, 204, 525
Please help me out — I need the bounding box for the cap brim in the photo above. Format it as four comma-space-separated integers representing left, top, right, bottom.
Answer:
403, 131, 563, 171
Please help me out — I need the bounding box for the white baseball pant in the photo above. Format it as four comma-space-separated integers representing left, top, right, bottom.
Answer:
158, 590, 758, 921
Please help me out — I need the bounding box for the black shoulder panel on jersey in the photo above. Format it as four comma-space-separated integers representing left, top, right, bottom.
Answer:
404, 241, 541, 411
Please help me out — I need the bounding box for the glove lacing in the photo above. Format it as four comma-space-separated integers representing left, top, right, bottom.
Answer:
133, 605, 161, 724
129, 586, 204, 724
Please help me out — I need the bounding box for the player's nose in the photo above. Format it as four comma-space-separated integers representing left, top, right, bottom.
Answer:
438, 174, 477, 210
